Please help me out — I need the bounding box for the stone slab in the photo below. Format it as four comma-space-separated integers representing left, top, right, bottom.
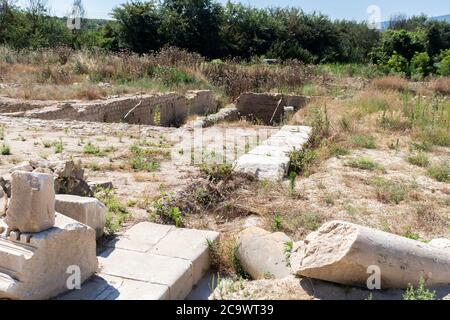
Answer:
106, 222, 175, 253
150, 228, 219, 284
99, 248, 193, 300
59, 274, 169, 300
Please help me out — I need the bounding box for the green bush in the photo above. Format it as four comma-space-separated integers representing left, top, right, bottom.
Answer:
386, 52, 409, 75
403, 278, 436, 300
410, 52, 432, 79
436, 49, 450, 76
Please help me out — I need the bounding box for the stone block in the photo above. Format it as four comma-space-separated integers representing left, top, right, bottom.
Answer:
55, 194, 106, 238
0, 213, 98, 300
234, 153, 289, 181
6, 171, 55, 233
150, 228, 219, 284
236, 227, 292, 280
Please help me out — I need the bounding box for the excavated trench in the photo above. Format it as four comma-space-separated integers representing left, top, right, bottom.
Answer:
0, 90, 219, 128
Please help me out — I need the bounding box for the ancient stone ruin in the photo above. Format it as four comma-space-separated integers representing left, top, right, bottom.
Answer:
223, 221, 450, 300
0, 171, 97, 300
236, 92, 308, 125
0, 90, 218, 127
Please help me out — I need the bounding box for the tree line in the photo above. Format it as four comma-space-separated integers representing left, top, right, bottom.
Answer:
0, 0, 449, 76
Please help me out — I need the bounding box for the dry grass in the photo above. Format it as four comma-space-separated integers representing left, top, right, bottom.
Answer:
429, 77, 450, 95
371, 76, 409, 92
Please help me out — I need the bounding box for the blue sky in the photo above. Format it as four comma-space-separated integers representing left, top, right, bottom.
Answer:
16, 0, 450, 21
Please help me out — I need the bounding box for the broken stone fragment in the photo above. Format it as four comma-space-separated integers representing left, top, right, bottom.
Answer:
0, 177, 11, 198
9, 162, 33, 173
0, 187, 7, 216
49, 160, 75, 178
88, 181, 113, 193
5, 171, 55, 233
236, 227, 293, 280
55, 194, 106, 238
290, 221, 450, 289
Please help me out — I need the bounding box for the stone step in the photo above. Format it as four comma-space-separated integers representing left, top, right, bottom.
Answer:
0, 239, 34, 276
58, 222, 220, 300
234, 125, 312, 181
0, 272, 17, 293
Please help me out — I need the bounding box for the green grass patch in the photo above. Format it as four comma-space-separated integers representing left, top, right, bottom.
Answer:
346, 157, 381, 171
427, 162, 450, 183
350, 134, 377, 149
1, 143, 10, 155
95, 188, 131, 235
407, 152, 430, 167
371, 177, 407, 204
83, 142, 105, 156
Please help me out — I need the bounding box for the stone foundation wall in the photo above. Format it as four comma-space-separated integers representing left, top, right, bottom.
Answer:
0, 90, 218, 127
236, 92, 308, 124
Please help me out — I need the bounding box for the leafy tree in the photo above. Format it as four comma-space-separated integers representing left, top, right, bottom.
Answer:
380, 29, 428, 62
0, 0, 17, 44
159, 0, 224, 57
112, 1, 163, 53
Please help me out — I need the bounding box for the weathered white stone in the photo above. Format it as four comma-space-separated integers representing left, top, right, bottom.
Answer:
9, 162, 33, 173
6, 171, 55, 233
59, 274, 170, 300
106, 222, 175, 253
235, 153, 289, 181
234, 125, 312, 181
150, 228, 219, 284
99, 248, 193, 300
249, 145, 290, 158
429, 238, 450, 251
291, 221, 450, 289
88, 181, 113, 193
237, 227, 292, 280
55, 194, 106, 238
0, 213, 98, 300
49, 160, 75, 178
0, 188, 7, 216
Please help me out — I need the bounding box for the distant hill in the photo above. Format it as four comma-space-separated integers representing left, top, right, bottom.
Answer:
431, 14, 450, 23
380, 14, 450, 30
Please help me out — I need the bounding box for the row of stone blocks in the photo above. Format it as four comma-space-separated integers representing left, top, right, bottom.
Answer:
59, 223, 219, 300
0, 170, 219, 300
234, 125, 312, 181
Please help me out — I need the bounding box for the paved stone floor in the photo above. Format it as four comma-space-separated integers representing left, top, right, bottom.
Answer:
59, 222, 219, 300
